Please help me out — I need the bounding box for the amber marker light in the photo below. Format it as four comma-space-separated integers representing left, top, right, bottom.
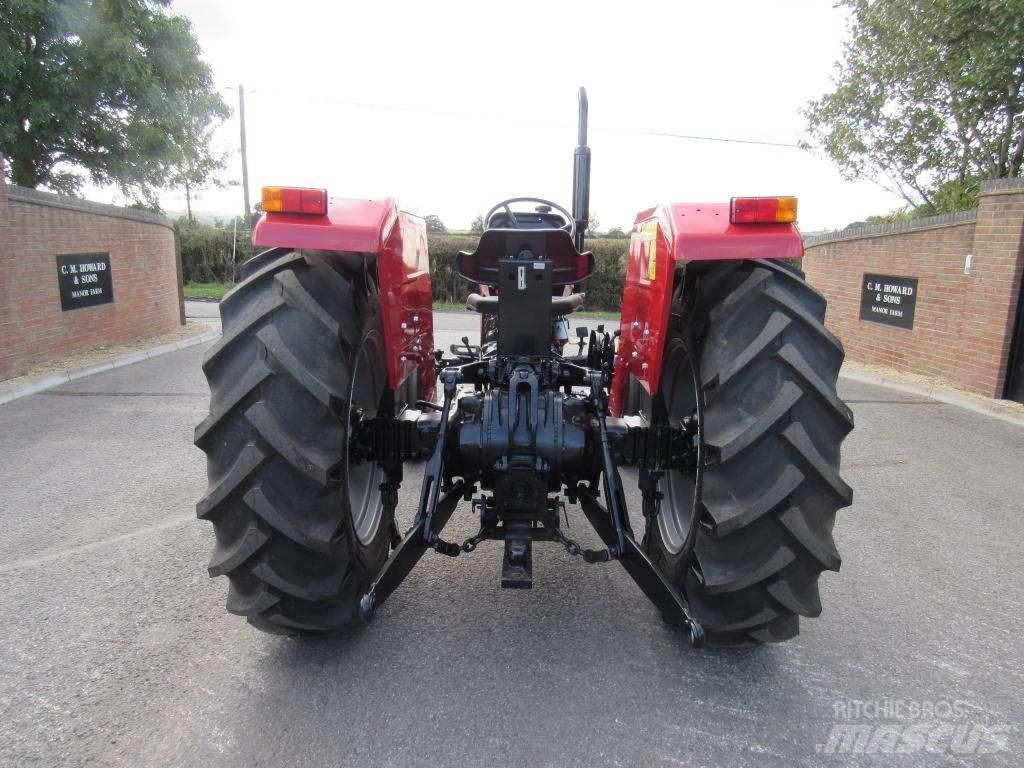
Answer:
729, 196, 798, 224
261, 186, 328, 215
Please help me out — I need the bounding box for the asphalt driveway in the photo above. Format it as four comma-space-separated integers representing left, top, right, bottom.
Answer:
1, 312, 1021, 767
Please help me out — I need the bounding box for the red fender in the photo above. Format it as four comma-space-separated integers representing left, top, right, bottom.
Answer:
609, 202, 803, 415
252, 196, 436, 402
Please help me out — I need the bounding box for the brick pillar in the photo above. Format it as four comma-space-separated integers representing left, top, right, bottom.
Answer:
962, 180, 1024, 397
0, 160, 14, 379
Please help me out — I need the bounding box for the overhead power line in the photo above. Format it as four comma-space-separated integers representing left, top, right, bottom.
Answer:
606, 127, 799, 148
219, 85, 802, 149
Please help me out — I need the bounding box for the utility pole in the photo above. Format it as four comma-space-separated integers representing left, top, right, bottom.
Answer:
238, 84, 251, 222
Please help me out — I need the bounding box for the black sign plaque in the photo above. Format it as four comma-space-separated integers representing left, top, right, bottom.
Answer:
56, 253, 114, 311
859, 273, 918, 330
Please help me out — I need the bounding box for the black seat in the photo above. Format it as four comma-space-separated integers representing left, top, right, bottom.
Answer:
456, 228, 594, 288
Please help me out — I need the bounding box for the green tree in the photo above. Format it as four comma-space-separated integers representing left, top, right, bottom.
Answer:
424, 214, 447, 234
804, 0, 1024, 212
469, 213, 484, 234
169, 90, 233, 223
863, 210, 913, 225
604, 226, 628, 239
584, 214, 600, 237
0, 0, 230, 205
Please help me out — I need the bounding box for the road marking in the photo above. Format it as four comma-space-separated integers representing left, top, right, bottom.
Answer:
0, 514, 195, 574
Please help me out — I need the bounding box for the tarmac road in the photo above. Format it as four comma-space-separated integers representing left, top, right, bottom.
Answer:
1, 311, 1022, 767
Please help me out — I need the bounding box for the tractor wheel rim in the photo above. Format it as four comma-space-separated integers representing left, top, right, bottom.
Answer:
656, 337, 704, 557
347, 337, 385, 546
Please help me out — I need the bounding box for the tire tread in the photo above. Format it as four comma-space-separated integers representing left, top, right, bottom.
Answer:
195, 250, 387, 637
651, 259, 852, 646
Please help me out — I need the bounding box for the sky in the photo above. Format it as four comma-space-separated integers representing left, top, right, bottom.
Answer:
92, 0, 906, 232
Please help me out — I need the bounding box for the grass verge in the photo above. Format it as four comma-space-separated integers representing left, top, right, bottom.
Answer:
184, 282, 233, 300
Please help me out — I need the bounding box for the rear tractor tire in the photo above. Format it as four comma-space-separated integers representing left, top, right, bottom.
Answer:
644, 259, 854, 646
194, 250, 394, 636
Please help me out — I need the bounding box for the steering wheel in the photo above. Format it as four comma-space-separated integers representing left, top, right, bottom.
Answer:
484, 197, 576, 238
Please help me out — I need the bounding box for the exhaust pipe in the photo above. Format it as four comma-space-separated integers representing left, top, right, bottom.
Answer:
572, 87, 591, 252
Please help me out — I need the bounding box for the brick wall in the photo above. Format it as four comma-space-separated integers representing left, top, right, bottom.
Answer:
803, 180, 1024, 398
0, 176, 183, 380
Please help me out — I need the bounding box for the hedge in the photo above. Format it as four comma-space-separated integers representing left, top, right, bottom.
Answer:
178, 221, 254, 284
178, 224, 629, 312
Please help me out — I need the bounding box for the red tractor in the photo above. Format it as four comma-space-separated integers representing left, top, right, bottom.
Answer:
195, 89, 852, 647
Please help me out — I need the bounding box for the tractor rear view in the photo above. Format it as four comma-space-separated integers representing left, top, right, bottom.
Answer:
195, 89, 852, 647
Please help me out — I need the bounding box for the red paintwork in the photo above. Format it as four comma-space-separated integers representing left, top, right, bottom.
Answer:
252, 196, 435, 400
609, 202, 803, 415
253, 196, 399, 253
378, 210, 436, 401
